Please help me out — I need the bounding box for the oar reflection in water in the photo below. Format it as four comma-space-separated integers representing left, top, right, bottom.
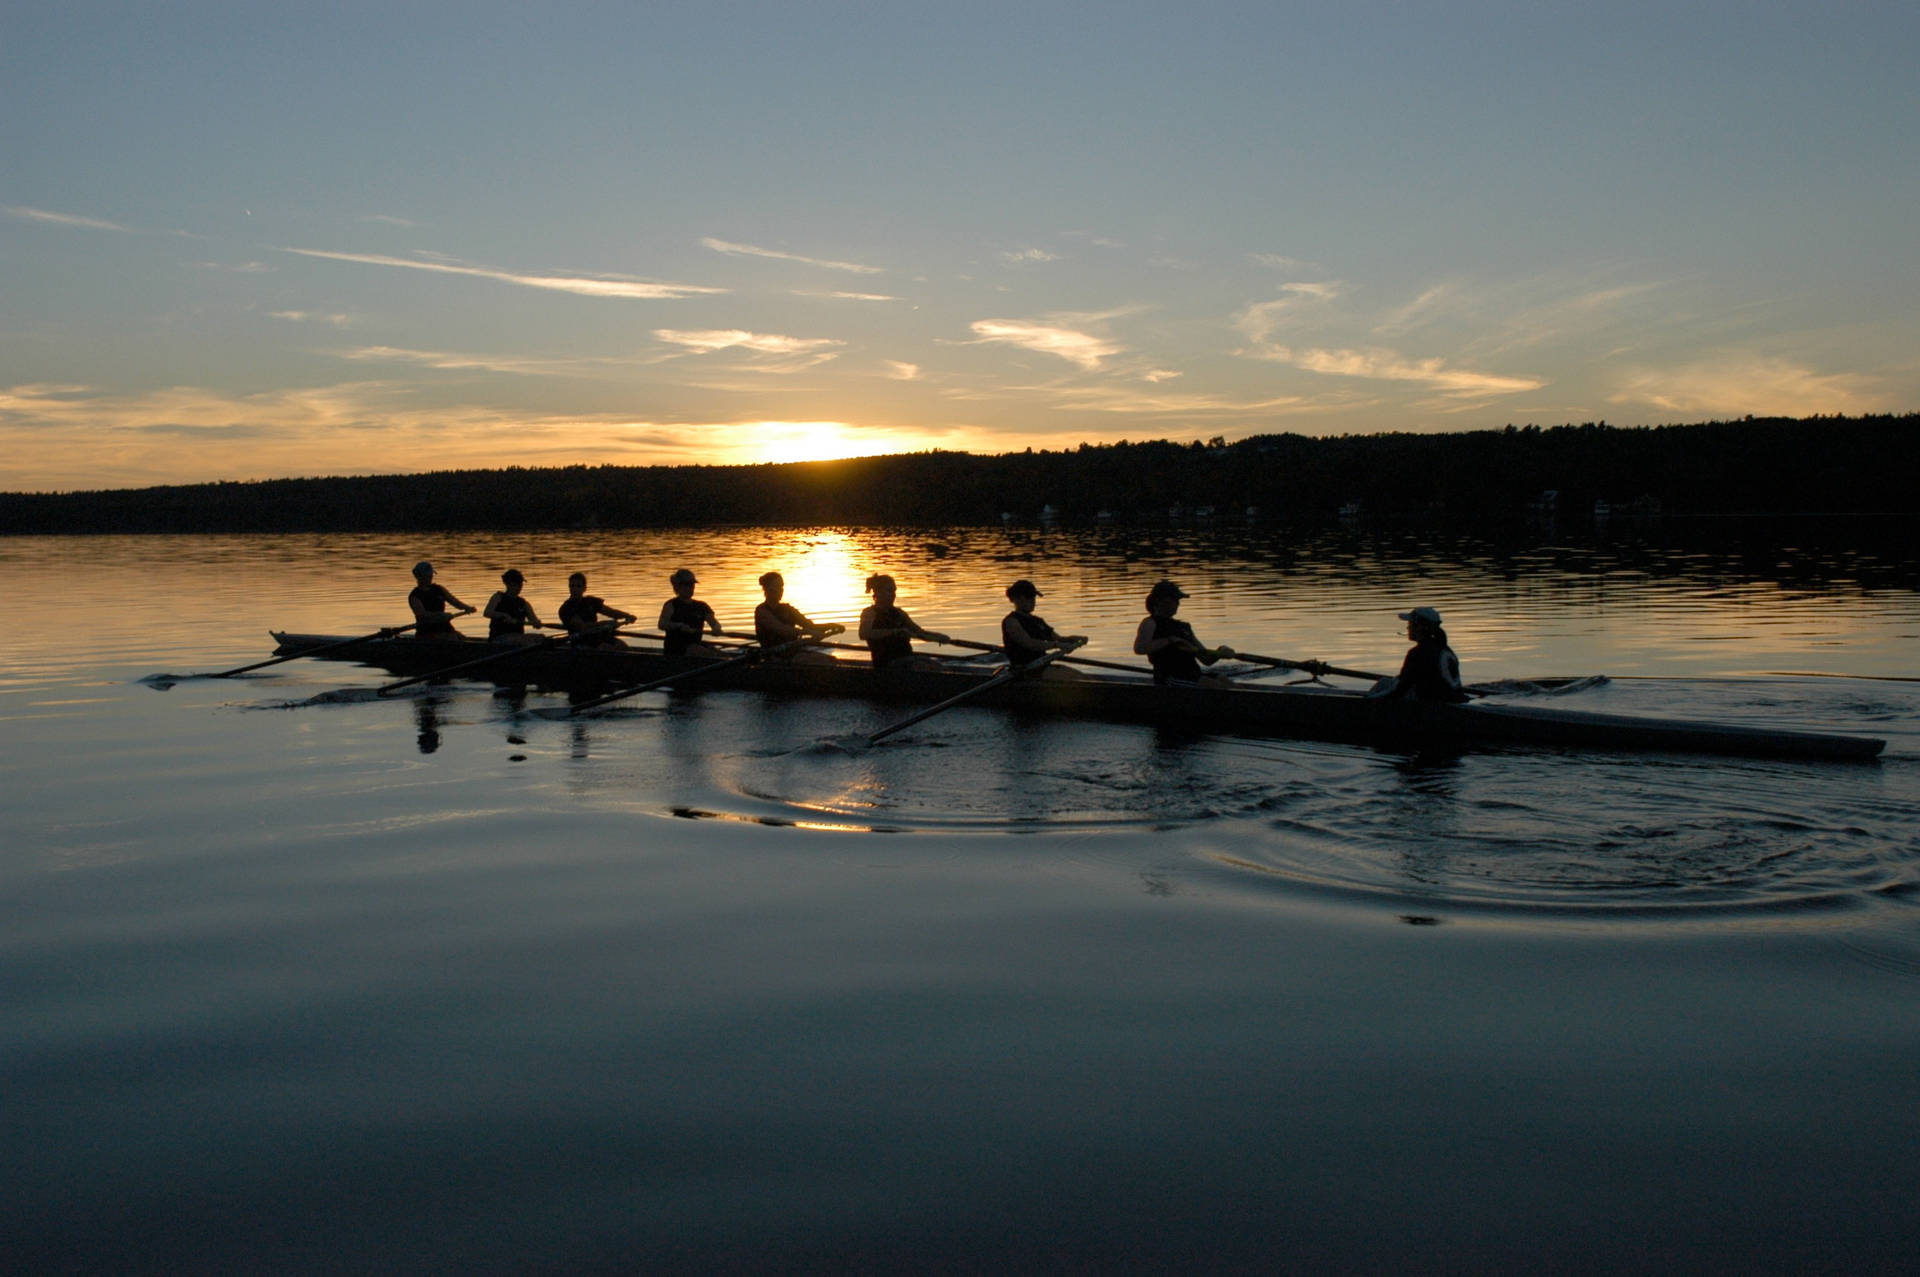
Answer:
142, 623, 423, 687
822, 642, 1081, 752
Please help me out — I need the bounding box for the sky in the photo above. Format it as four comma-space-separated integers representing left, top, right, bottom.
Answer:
3, 1, 1916, 492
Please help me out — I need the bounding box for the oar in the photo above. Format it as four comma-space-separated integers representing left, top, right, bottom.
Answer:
936, 635, 1155, 678
160, 623, 420, 681
373, 625, 612, 697
560, 633, 830, 717
856, 642, 1080, 747
1232, 652, 1392, 682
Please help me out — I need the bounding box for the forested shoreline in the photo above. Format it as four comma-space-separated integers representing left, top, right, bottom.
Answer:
3, 414, 1914, 534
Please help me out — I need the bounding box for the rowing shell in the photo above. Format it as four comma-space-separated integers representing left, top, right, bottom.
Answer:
268, 632, 1887, 762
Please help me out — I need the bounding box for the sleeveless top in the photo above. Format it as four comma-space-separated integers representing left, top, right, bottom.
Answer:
863, 603, 915, 668
1145, 615, 1202, 684
409, 583, 457, 636
1002, 610, 1057, 668
662, 597, 716, 657
488, 594, 536, 639
558, 594, 602, 631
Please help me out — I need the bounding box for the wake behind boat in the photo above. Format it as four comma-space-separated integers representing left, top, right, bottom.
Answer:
266, 631, 1887, 762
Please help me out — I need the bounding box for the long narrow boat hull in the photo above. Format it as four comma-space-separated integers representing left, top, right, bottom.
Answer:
269, 632, 1887, 761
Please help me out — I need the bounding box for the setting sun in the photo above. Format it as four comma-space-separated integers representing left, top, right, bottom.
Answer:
742, 421, 875, 465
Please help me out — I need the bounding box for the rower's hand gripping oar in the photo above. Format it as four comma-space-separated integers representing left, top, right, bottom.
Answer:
855, 640, 1083, 747
371, 624, 615, 697
561, 629, 841, 718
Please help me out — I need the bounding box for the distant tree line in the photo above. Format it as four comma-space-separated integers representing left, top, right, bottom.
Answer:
2, 414, 1915, 535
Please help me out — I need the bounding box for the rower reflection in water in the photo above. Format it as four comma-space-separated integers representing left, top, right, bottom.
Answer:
483, 569, 544, 644
1001, 579, 1087, 678
659, 568, 723, 657
408, 560, 475, 638
1133, 579, 1234, 686
755, 572, 839, 662
858, 574, 950, 670
559, 572, 636, 649
1370, 606, 1469, 703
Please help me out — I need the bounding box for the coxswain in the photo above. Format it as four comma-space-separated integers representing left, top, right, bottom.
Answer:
483, 569, 544, 643
658, 568, 723, 657
1000, 579, 1086, 675
754, 571, 841, 659
1133, 579, 1234, 685
858, 574, 949, 670
1371, 606, 1469, 702
408, 560, 476, 638
558, 572, 636, 648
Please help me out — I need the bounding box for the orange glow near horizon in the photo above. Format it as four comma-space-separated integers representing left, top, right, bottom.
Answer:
740, 421, 886, 466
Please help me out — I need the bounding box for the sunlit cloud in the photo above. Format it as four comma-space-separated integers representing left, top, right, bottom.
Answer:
1143, 369, 1182, 383
280, 247, 727, 299
1608, 354, 1885, 417
969, 318, 1125, 369
1269, 346, 1545, 396
699, 237, 883, 274
270, 310, 353, 327
4, 205, 131, 233
331, 345, 621, 376
1048, 386, 1317, 415
655, 329, 845, 357
793, 289, 900, 302
1000, 247, 1059, 264
880, 361, 921, 380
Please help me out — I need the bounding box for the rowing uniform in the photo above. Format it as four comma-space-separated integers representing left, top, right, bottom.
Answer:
661, 597, 718, 657
1002, 610, 1060, 670
1144, 615, 1203, 684
409, 583, 460, 637
487, 594, 537, 639
1390, 637, 1468, 702
860, 603, 917, 669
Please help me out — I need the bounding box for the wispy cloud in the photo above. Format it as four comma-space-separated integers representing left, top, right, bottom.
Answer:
1608, 354, 1884, 417
1250, 252, 1316, 271
793, 289, 900, 302
270, 310, 353, 328
281, 248, 726, 299
880, 360, 921, 380
330, 345, 618, 376
1000, 247, 1059, 265
653, 328, 847, 373
4, 205, 132, 233
358, 214, 419, 228
700, 237, 883, 275
1049, 386, 1318, 415
969, 319, 1123, 370
1266, 345, 1544, 396
1234, 283, 1344, 346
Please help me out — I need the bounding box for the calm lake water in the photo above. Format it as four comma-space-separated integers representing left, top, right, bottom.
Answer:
4, 523, 1918, 1273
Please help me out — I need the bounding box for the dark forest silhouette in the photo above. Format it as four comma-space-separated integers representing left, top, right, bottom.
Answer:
2, 414, 1914, 534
